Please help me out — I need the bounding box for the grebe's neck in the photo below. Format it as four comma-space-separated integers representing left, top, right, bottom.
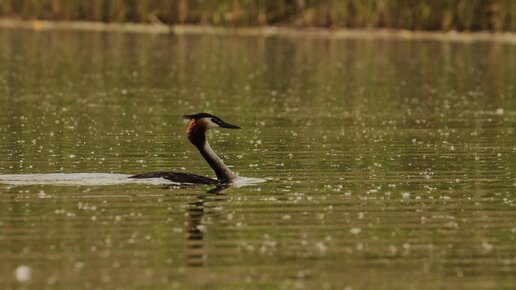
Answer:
187, 121, 236, 182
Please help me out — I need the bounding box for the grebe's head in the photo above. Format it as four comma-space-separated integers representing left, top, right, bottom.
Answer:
183, 113, 241, 135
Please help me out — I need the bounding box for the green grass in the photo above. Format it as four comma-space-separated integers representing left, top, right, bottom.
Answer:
0, 0, 514, 31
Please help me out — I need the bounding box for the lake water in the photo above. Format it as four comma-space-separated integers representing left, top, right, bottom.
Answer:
0, 28, 515, 289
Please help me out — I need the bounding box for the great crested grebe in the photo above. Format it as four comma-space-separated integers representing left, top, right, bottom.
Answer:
130, 113, 241, 185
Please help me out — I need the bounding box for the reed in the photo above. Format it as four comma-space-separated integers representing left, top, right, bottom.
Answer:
0, 0, 514, 31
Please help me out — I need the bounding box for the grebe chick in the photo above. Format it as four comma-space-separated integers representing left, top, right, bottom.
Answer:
130, 113, 241, 184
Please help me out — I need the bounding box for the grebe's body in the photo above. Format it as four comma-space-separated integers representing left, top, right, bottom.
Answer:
130, 113, 241, 184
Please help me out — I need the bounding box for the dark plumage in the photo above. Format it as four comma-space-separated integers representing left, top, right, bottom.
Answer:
130, 172, 218, 185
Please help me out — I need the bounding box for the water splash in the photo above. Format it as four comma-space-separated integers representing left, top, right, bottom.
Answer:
232, 176, 266, 188
0, 173, 265, 187
0, 173, 166, 186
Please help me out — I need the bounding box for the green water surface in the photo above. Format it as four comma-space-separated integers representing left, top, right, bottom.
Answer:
0, 29, 515, 289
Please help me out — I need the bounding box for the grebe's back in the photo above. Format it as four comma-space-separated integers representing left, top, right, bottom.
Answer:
130, 172, 218, 184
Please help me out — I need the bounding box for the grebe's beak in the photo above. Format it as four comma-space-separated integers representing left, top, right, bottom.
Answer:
218, 120, 241, 129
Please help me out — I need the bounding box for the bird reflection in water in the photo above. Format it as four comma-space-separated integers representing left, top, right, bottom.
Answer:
184, 185, 231, 267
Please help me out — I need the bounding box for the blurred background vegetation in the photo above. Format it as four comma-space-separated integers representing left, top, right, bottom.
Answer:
0, 0, 514, 31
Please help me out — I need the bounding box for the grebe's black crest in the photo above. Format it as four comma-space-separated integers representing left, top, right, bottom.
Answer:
183, 113, 241, 129
130, 113, 241, 185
